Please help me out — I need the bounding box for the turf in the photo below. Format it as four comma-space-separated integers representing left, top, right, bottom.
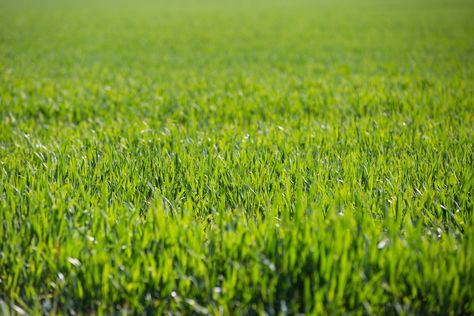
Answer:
0, 0, 473, 314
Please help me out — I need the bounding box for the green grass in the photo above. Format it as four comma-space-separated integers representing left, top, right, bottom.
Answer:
1, 0, 473, 314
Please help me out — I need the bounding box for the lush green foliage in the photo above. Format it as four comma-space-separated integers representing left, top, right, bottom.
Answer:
1, 0, 473, 314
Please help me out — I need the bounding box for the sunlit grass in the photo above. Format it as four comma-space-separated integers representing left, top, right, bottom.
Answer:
0, 0, 473, 314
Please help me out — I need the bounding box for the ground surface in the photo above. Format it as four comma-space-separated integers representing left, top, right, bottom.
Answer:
0, 0, 473, 314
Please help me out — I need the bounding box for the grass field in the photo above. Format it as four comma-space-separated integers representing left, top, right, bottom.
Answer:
1, 0, 473, 314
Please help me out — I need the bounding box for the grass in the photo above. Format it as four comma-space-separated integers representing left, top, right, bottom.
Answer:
0, 0, 473, 314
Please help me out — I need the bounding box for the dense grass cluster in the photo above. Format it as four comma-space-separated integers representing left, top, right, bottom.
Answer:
1, 0, 473, 314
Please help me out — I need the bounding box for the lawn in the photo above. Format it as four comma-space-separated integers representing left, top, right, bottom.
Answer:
0, 0, 473, 314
